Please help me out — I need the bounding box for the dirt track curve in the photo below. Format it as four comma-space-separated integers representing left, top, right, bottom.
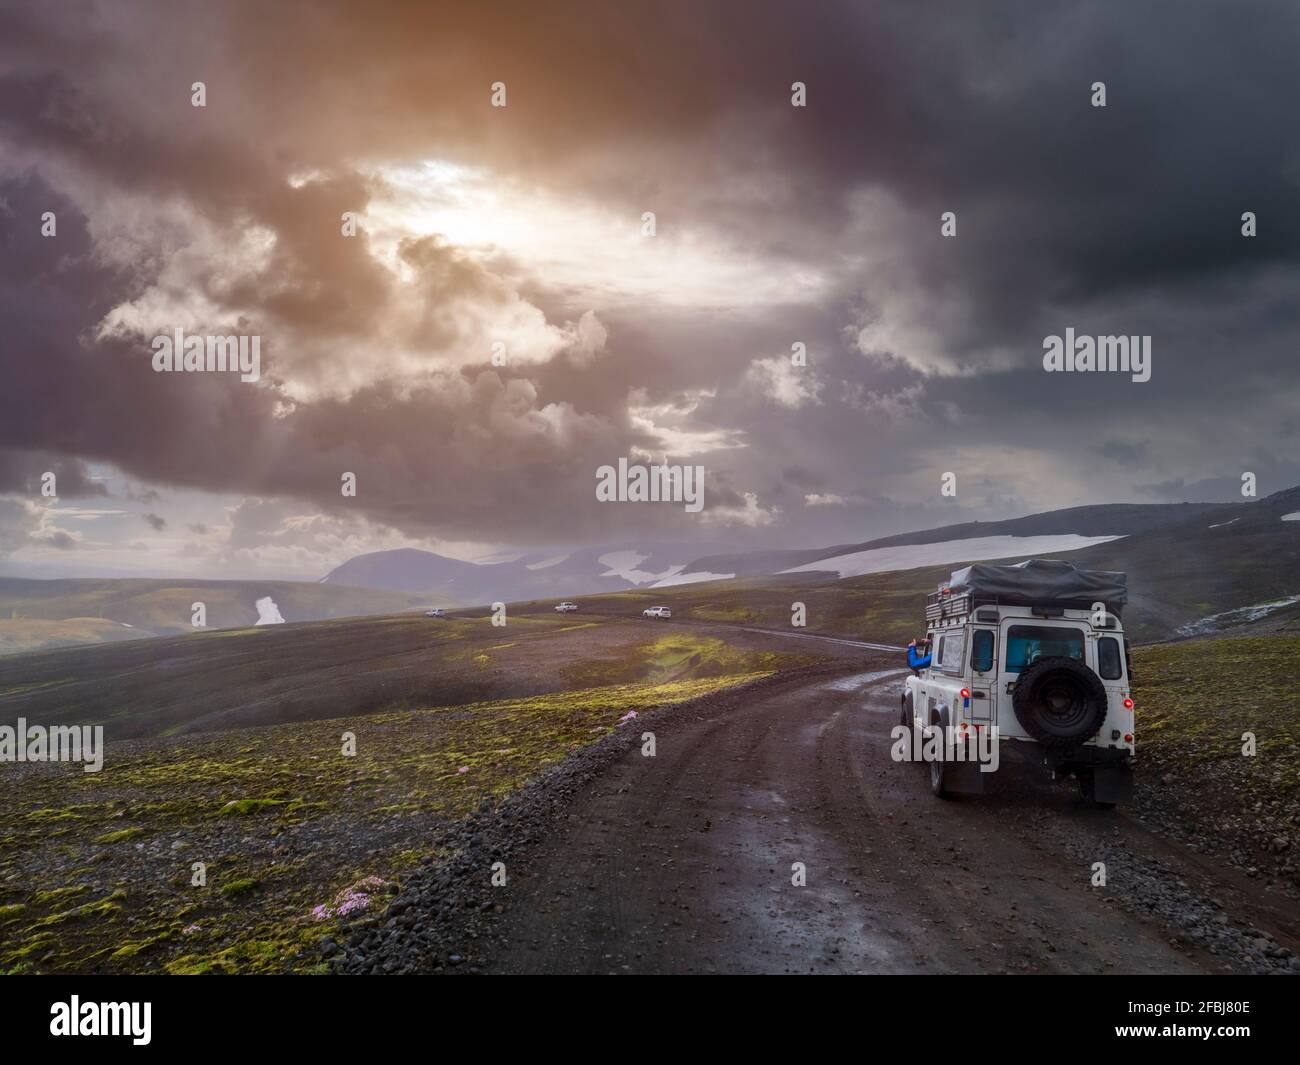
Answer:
476, 651, 1220, 974
335, 626, 1297, 975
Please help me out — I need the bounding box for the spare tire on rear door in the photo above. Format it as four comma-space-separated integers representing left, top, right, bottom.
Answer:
1011, 655, 1107, 748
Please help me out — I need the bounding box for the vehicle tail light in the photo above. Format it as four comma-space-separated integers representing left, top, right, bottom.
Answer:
960, 688, 970, 699
1124, 733, 1133, 743
1123, 697, 1134, 710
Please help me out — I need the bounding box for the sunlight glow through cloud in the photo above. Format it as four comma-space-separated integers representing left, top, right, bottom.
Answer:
365, 161, 829, 308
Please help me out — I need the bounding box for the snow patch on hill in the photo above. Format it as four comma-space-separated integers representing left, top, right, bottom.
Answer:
255, 596, 285, 625
597, 550, 679, 585
652, 568, 736, 588
778, 534, 1123, 579
525, 554, 568, 570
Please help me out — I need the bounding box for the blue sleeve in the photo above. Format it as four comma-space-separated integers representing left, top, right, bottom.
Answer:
907, 647, 931, 669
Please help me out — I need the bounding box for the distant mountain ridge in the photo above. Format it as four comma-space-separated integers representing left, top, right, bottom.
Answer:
322, 501, 1238, 603
7, 496, 1282, 654
674, 501, 1235, 579
321, 541, 739, 605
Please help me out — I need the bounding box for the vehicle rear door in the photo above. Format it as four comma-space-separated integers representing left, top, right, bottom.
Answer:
968, 625, 997, 725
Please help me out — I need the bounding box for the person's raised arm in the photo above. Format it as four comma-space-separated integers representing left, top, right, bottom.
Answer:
907, 638, 932, 671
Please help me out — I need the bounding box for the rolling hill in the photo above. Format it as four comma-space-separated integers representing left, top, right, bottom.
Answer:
0, 578, 427, 654
670, 501, 1235, 580
322, 502, 1235, 605
563, 487, 1300, 644
5, 493, 1291, 654
321, 541, 740, 604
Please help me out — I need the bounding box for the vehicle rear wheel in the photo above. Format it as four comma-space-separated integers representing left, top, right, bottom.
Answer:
928, 719, 953, 799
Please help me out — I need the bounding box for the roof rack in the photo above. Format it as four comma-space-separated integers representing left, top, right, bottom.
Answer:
925, 589, 976, 621
925, 589, 1120, 623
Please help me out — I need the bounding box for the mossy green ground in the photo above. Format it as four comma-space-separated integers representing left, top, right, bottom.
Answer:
1130, 636, 1300, 881
1132, 637, 1300, 792
0, 629, 797, 974
572, 572, 930, 645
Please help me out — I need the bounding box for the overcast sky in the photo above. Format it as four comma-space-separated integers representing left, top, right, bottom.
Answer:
2, 0, 1298, 579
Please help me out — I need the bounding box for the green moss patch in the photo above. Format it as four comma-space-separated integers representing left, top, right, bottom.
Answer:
92, 827, 146, 845
0, 656, 777, 975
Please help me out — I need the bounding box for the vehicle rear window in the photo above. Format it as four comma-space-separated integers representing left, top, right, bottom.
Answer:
970, 629, 994, 673
1097, 636, 1123, 680
1004, 625, 1084, 673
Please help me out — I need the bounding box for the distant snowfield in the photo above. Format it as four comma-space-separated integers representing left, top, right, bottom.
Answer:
1208, 517, 1241, 528
594, 550, 736, 588
776, 534, 1123, 579
525, 554, 568, 570
597, 550, 675, 585
1282, 512, 1300, 522
652, 568, 736, 588
254, 596, 285, 625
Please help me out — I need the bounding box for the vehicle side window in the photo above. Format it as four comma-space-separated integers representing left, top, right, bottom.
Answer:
939, 630, 965, 674
934, 635, 946, 666
971, 629, 994, 673
1004, 625, 1084, 672
1098, 636, 1123, 680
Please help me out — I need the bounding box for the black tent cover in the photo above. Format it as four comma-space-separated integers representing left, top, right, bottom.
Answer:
946, 558, 1127, 611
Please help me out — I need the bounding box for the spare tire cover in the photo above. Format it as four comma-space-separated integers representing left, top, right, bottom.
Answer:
1011, 655, 1107, 748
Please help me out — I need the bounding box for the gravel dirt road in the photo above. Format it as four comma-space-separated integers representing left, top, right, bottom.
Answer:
339, 630, 1299, 975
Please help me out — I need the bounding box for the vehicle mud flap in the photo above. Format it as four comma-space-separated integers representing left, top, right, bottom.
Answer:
1090, 765, 1133, 805
943, 759, 986, 795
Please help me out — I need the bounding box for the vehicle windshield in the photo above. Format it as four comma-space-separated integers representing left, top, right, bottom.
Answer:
1004, 625, 1084, 672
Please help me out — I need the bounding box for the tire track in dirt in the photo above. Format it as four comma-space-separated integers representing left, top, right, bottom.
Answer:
480, 665, 1211, 973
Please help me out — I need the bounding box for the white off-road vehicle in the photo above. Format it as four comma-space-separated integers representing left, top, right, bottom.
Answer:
554, 602, 578, 613
642, 606, 672, 618
900, 559, 1134, 806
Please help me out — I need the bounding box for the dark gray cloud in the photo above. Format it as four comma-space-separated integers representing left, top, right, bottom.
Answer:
1, 0, 1298, 561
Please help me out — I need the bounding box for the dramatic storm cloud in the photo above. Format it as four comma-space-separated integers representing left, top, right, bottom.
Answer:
1, 0, 1298, 575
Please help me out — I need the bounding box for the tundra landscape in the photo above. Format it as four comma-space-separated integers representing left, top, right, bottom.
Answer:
2, 489, 1298, 975
0, 0, 1297, 1043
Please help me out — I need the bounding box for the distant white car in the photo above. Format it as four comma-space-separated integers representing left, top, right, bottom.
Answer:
642, 606, 672, 619
554, 602, 578, 613
424, 608, 446, 618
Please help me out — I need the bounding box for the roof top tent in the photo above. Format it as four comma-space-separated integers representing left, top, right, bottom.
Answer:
925, 559, 1127, 623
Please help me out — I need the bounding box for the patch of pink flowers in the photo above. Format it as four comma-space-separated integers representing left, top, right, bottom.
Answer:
182, 923, 201, 935
457, 765, 470, 774
618, 710, 638, 725
310, 875, 387, 921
